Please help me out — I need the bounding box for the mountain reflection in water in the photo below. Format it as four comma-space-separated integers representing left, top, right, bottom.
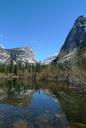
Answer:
0, 79, 69, 128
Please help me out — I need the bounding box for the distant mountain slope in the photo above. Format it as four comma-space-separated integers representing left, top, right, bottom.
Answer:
0, 47, 10, 64
7, 47, 36, 64
0, 47, 36, 65
41, 53, 58, 65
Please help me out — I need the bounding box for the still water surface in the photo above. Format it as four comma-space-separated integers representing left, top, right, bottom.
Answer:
0, 79, 85, 128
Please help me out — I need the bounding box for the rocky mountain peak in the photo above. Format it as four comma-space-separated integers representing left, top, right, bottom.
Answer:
7, 47, 36, 64
57, 16, 86, 59
0, 46, 36, 65
74, 16, 86, 27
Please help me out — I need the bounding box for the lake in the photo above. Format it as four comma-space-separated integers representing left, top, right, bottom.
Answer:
0, 79, 85, 128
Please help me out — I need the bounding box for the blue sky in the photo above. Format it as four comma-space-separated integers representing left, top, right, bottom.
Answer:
0, 0, 86, 60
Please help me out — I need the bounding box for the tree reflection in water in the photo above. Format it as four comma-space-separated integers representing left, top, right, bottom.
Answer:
0, 79, 85, 128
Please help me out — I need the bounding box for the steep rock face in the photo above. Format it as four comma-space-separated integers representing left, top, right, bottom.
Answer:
7, 47, 36, 64
0, 47, 36, 65
0, 47, 10, 64
58, 16, 86, 59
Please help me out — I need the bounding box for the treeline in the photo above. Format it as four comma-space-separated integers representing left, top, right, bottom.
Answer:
0, 62, 47, 79
0, 59, 86, 83
0, 62, 69, 81
0, 62, 42, 75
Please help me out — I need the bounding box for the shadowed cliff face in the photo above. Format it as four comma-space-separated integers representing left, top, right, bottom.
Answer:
58, 16, 86, 59
43, 16, 86, 64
